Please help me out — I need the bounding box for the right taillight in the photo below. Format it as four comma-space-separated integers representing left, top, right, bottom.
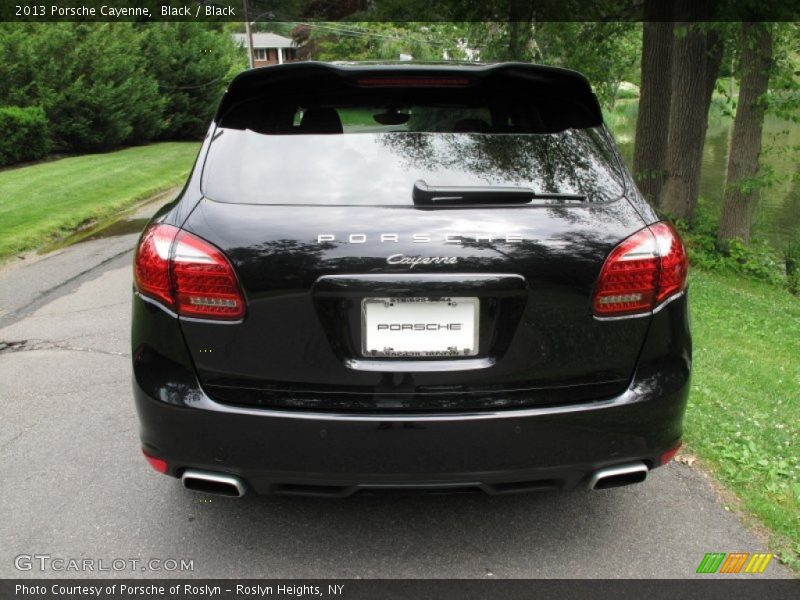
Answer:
593, 222, 687, 317
134, 224, 245, 320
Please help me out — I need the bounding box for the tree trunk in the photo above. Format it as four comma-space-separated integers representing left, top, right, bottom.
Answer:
659, 5, 724, 221
632, 1, 673, 204
701, 31, 724, 132
506, 0, 535, 60
717, 22, 773, 245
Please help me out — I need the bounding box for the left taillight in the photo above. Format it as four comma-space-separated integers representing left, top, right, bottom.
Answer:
593, 221, 688, 318
142, 448, 168, 474
134, 224, 245, 320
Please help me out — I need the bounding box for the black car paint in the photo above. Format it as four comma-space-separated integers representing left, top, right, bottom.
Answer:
132, 62, 689, 494
179, 199, 652, 408
132, 292, 689, 494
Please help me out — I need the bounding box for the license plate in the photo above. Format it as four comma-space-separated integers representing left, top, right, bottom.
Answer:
362, 297, 479, 358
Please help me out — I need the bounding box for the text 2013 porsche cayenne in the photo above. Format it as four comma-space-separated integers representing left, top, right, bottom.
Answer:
132, 62, 690, 497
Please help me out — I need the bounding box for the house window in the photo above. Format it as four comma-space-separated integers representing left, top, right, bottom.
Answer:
253, 48, 267, 61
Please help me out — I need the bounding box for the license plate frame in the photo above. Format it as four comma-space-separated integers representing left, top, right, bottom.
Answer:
361, 297, 479, 358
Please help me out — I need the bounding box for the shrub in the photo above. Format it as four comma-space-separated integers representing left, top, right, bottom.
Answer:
1, 24, 164, 153
615, 81, 640, 100
37, 24, 164, 152
0, 106, 50, 166
676, 219, 786, 287
0, 23, 240, 149
784, 238, 800, 296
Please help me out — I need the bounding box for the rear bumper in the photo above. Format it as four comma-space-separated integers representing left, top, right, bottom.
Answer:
132, 290, 691, 496
133, 369, 688, 496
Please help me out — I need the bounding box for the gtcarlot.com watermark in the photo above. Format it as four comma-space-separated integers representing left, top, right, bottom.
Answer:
14, 554, 194, 573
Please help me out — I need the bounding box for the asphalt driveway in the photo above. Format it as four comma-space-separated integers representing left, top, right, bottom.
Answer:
0, 210, 791, 579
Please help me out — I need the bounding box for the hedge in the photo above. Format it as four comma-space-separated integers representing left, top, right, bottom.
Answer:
0, 106, 51, 167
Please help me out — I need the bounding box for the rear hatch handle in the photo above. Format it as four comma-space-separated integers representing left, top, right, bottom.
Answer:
412, 180, 586, 207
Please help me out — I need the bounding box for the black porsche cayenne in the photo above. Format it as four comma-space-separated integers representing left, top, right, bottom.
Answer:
132, 62, 690, 497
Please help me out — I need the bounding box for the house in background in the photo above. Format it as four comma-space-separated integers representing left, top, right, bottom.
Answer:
232, 32, 299, 67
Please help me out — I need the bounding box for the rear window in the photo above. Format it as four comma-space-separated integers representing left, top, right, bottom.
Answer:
202, 128, 626, 206
219, 89, 595, 135
292, 105, 495, 134
205, 72, 622, 206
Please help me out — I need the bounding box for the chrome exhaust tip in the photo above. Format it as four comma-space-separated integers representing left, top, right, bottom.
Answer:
181, 469, 246, 497
588, 462, 648, 490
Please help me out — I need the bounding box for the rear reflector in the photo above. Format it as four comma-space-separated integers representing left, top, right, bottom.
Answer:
593, 222, 688, 317
659, 441, 683, 465
134, 224, 245, 320
142, 449, 168, 474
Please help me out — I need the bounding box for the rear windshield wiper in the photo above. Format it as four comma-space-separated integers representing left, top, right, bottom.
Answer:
412, 180, 586, 206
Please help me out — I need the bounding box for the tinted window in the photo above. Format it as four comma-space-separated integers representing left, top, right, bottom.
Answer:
202, 128, 625, 206
219, 88, 596, 135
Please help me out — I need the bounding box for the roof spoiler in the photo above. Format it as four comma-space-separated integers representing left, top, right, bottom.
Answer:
215, 62, 603, 130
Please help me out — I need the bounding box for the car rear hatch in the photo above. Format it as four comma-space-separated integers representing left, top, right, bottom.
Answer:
177, 63, 651, 412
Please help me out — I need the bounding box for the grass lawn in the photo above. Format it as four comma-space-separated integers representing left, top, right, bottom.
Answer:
687, 270, 800, 567
0, 142, 200, 261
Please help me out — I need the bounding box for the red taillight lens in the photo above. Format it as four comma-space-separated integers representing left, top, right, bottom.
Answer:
171, 230, 245, 320
593, 222, 687, 317
142, 448, 168, 474
659, 441, 683, 466
651, 222, 689, 303
134, 224, 178, 308
134, 224, 245, 320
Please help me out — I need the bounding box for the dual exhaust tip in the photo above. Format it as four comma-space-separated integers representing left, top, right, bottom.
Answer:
181, 469, 246, 497
180, 462, 649, 498
588, 462, 648, 490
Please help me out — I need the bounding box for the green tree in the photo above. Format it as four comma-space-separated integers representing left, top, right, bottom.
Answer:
0, 24, 164, 152
292, 22, 467, 62
0, 24, 34, 103
532, 22, 640, 107
51, 24, 164, 151
140, 23, 242, 140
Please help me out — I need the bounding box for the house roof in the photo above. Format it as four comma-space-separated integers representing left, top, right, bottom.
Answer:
232, 32, 295, 49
